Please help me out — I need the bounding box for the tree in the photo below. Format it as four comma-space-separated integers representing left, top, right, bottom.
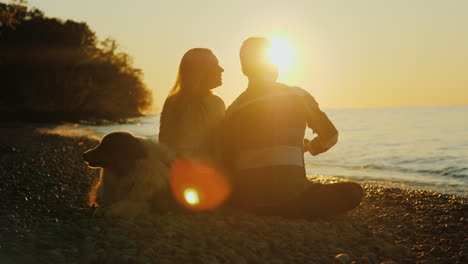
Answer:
0, 0, 29, 29
0, 3, 152, 122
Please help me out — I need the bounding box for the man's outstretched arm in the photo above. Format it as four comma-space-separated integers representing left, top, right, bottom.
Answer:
302, 92, 338, 156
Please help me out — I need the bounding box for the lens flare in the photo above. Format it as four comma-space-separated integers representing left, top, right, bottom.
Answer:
184, 188, 200, 205
267, 37, 295, 71
169, 158, 230, 211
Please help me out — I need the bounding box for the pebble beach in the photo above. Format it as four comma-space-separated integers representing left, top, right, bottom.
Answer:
0, 126, 466, 264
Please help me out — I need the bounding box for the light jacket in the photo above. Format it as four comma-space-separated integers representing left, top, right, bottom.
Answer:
159, 93, 225, 158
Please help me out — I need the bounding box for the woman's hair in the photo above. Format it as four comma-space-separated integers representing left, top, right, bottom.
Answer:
159, 48, 216, 146
167, 48, 215, 98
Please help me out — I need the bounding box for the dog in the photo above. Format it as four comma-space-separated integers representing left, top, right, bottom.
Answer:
83, 131, 177, 218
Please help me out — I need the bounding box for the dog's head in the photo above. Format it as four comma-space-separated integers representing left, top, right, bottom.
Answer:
83, 131, 147, 170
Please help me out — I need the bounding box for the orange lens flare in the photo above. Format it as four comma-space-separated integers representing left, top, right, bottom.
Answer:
169, 158, 230, 211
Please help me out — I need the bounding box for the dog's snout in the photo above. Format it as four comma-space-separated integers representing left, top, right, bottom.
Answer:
81, 151, 90, 163
82, 151, 93, 163
82, 149, 105, 168
82, 151, 88, 160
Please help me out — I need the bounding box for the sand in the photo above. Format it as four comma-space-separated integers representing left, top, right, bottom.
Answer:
0, 125, 466, 264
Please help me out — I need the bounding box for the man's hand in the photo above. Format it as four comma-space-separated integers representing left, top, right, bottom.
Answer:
304, 137, 325, 156
303, 138, 311, 153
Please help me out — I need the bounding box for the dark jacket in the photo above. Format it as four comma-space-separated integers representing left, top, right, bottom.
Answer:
220, 81, 338, 209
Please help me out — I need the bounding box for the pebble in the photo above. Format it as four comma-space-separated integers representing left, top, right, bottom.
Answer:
122, 248, 139, 256
334, 253, 351, 264
417, 260, 437, 264
35, 239, 53, 250
358, 257, 372, 264
0, 128, 467, 263
383, 244, 411, 257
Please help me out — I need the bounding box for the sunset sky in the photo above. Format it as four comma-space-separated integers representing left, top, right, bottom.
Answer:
21, 0, 468, 110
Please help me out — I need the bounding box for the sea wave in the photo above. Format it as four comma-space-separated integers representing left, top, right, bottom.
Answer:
307, 161, 468, 180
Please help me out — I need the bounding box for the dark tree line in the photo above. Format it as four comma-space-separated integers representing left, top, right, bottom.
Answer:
0, 3, 152, 122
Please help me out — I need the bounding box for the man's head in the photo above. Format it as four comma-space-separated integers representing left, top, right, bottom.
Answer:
240, 37, 278, 81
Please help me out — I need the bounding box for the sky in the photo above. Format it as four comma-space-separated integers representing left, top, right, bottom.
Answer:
14, 0, 468, 110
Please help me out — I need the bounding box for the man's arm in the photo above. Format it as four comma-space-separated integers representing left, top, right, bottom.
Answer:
301, 91, 338, 156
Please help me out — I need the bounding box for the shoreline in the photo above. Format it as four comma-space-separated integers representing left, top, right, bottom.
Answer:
0, 126, 467, 264
307, 174, 467, 198
34, 121, 468, 197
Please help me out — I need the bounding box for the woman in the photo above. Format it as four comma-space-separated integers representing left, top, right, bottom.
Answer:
159, 48, 225, 158
158, 48, 229, 211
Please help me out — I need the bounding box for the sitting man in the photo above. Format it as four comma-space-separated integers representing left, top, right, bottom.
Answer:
219, 37, 364, 218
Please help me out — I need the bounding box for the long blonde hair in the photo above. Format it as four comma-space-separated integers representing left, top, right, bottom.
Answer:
168, 48, 215, 98
159, 48, 216, 146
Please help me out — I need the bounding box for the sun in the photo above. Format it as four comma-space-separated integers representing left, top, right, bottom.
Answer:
267, 37, 295, 71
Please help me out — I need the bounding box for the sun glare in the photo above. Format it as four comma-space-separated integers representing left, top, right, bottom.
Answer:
184, 188, 200, 205
267, 37, 295, 71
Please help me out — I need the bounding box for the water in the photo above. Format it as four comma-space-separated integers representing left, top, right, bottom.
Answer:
303, 105, 468, 196
57, 105, 468, 196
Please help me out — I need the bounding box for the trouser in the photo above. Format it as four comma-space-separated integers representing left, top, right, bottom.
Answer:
230, 166, 364, 218
249, 181, 364, 219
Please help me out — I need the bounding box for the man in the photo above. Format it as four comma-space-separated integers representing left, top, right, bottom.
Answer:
220, 37, 363, 218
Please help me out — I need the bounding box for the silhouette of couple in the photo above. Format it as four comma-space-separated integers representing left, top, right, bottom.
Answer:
159, 37, 363, 218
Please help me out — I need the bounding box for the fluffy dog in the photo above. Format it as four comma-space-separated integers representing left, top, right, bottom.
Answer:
83, 131, 177, 218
